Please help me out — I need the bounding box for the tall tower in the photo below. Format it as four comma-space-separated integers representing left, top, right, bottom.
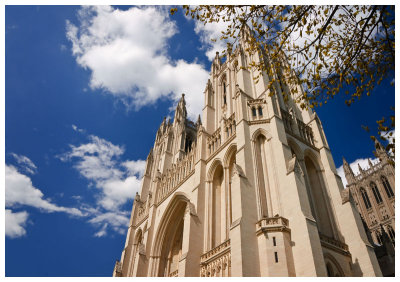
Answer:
113, 27, 382, 277
341, 140, 395, 276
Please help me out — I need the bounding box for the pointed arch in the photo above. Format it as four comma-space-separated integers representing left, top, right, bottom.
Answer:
251, 128, 273, 219
370, 181, 382, 204
303, 149, 335, 238
223, 144, 237, 227
251, 128, 272, 143
223, 143, 237, 168
207, 158, 223, 182
381, 175, 394, 198
324, 253, 345, 277
149, 192, 192, 276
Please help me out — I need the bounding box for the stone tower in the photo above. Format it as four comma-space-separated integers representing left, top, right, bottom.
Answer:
342, 142, 395, 247
113, 27, 382, 277
342, 141, 395, 276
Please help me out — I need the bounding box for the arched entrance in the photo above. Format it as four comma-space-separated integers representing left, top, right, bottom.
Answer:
149, 193, 192, 277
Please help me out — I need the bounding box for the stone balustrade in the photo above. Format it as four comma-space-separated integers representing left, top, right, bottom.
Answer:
256, 216, 290, 235
319, 233, 350, 255
355, 161, 383, 181
297, 119, 315, 145
200, 240, 231, 277
281, 108, 294, 133
156, 147, 196, 205
207, 127, 221, 156
224, 113, 236, 139
281, 108, 314, 146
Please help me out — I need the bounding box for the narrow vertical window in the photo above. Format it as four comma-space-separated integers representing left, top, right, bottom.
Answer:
376, 231, 383, 245
258, 106, 263, 117
371, 182, 383, 204
223, 82, 226, 94
273, 237, 276, 246
387, 225, 395, 241
360, 187, 372, 209
381, 175, 394, 198
274, 252, 278, 263
252, 107, 257, 117
223, 94, 227, 105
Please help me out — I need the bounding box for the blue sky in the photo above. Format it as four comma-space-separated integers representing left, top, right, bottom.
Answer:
4, 5, 394, 277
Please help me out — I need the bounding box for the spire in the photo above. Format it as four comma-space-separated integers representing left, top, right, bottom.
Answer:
174, 93, 187, 123
212, 52, 221, 74
373, 138, 391, 162
374, 138, 384, 152
342, 157, 354, 176
368, 158, 373, 169
342, 157, 355, 186
358, 163, 363, 174
196, 114, 202, 127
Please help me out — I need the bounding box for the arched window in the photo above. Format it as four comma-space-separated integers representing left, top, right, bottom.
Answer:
381, 175, 394, 198
387, 225, 395, 241
304, 156, 334, 238
370, 182, 383, 204
258, 107, 263, 117
252, 107, 257, 117
376, 231, 383, 245
360, 187, 372, 209
254, 135, 270, 218
212, 165, 224, 248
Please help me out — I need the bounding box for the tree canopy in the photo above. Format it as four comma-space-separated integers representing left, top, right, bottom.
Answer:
172, 5, 395, 159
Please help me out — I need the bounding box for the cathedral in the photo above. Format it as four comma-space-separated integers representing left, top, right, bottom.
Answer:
343, 145, 395, 247
113, 27, 383, 277
342, 144, 395, 276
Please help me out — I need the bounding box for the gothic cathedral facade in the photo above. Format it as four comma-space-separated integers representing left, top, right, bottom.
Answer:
342, 145, 395, 247
113, 28, 383, 277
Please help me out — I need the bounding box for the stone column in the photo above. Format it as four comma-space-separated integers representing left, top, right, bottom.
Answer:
204, 180, 212, 251
221, 166, 228, 241
281, 156, 327, 276
178, 204, 191, 276
229, 164, 260, 276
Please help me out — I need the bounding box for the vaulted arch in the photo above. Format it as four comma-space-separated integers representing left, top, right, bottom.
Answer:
324, 253, 345, 276
207, 158, 223, 182
224, 144, 237, 226
149, 192, 192, 276
303, 150, 335, 238
251, 129, 273, 219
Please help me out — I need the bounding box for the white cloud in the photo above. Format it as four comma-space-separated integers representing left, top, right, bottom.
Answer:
9, 153, 37, 175
66, 6, 209, 119
336, 157, 378, 187
60, 135, 124, 182
380, 129, 395, 145
89, 211, 130, 235
72, 124, 85, 133
193, 18, 232, 61
122, 159, 146, 178
5, 164, 83, 216
94, 223, 108, 237
59, 133, 145, 235
5, 209, 29, 238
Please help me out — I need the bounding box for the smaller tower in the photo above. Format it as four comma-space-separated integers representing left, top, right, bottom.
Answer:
342, 157, 356, 186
